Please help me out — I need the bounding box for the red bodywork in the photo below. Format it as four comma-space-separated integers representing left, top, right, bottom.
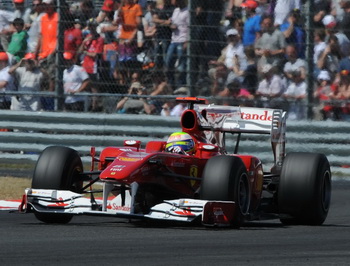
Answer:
94, 99, 265, 212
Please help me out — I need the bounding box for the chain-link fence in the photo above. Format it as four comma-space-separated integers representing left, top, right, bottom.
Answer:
1, 0, 349, 120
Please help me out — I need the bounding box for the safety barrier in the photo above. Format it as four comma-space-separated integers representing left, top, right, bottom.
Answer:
0, 110, 349, 177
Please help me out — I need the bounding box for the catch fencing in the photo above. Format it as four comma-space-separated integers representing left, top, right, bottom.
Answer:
0, 110, 349, 178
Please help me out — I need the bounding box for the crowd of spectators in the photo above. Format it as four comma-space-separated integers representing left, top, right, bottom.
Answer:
1, 0, 350, 120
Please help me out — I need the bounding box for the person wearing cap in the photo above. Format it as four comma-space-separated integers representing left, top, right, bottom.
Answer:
64, 13, 82, 62
322, 14, 350, 58
240, 0, 261, 47
7, 18, 28, 62
256, 63, 286, 108
0, 52, 15, 109
254, 15, 287, 74
317, 35, 342, 82
313, 70, 334, 120
208, 28, 247, 94
8, 53, 45, 111
161, 86, 188, 116
116, 80, 149, 114
62, 52, 90, 112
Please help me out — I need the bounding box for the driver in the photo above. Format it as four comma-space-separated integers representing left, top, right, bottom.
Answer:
165, 132, 195, 155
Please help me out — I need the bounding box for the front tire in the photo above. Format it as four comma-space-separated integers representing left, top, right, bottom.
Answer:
32, 146, 83, 224
200, 156, 250, 227
278, 152, 331, 225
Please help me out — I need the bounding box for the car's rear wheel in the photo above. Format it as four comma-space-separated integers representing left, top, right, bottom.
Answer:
200, 156, 250, 228
32, 146, 83, 224
278, 152, 331, 225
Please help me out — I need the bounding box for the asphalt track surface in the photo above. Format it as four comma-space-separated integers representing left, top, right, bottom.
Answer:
1, 181, 350, 266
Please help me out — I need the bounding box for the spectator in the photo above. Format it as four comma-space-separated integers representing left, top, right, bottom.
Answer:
146, 70, 173, 114
116, 0, 143, 85
116, 81, 149, 114
63, 52, 90, 112
0, 6, 15, 51
313, 70, 334, 120
241, 45, 258, 95
280, 9, 305, 58
165, 0, 189, 87
254, 15, 287, 74
208, 28, 247, 93
339, 0, 350, 40
36, 0, 58, 94
330, 69, 350, 120
152, 0, 174, 69
273, 0, 301, 26
256, 64, 286, 109
317, 35, 342, 81
78, 18, 104, 111
160, 86, 188, 116
313, 0, 331, 30
7, 18, 28, 63
282, 70, 307, 120
240, 0, 261, 47
26, 0, 44, 53
323, 14, 350, 58
12, 0, 31, 29
0, 52, 15, 109
313, 28, 327, 78
217, 79, 254, 106
74, 0, 99, 29
96, 0, 116, 24
283, 44, 307, 86
64, 14, 83, 62
8, 53, 45, 111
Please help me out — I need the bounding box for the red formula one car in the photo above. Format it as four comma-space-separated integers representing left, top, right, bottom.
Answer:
20, 98, 332, 227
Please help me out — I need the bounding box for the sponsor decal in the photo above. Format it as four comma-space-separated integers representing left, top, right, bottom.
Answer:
174, 209, 195, 216
241, 110, 272, 121
47, 197, 69, 207
110, 165, 125, 172
202, 145, 215, 150
125, 140, 137, 145
117, 156, 141, 162
190, 165, 198, 187
106, 203, 131, 212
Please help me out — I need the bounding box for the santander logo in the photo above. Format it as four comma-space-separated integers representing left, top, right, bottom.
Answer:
241, 110, 272, 121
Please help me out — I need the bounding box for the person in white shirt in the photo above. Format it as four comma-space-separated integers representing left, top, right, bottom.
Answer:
63, 52, 90, 112
0, 52, 15, 109
8, 53, 45, 111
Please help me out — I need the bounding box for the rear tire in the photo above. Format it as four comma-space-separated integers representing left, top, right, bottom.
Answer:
200, 156, 250, 228
32, 146, 83, 224
278, 152, 331, 225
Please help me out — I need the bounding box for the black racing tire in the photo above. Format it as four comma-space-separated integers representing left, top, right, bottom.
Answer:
200, 155, 250, 228
278, 152, 331, 225
32, 146, 84, 224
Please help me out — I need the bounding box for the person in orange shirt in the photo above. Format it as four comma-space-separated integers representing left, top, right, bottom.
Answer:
35, 0, 58, 104
116, 0, 143, 84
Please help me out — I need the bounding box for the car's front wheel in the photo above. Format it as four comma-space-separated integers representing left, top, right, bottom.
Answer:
32, 146, 83, 224
200, 155, 250, 228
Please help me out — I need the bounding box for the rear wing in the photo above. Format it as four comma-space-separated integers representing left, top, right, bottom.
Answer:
179, 100, 287, 169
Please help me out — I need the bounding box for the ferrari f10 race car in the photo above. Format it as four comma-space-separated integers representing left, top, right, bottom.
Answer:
20, 98, 332, 228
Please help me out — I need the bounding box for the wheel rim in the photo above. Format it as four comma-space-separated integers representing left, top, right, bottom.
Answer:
321, 170, 331, 212
238, 173, 250, 215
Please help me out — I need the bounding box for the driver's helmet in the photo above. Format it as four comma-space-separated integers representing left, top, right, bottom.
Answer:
165, 132, 195, 154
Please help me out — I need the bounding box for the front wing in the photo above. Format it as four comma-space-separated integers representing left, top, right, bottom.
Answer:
19, 189, 236, 227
